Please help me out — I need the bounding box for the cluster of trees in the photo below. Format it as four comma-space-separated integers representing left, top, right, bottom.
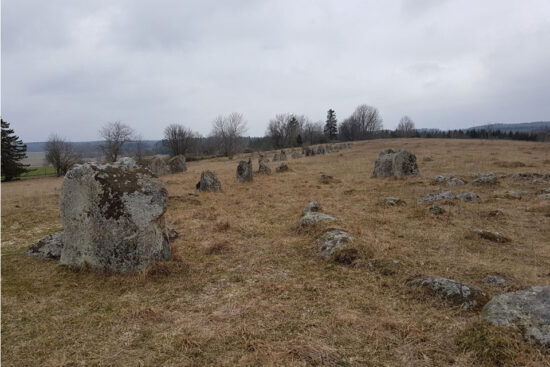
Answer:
3, 103, 548, 181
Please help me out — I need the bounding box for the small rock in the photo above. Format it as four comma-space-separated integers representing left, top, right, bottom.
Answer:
236, 158, 253, 182
483, 275, 507, 286
26, 232, 64, 259
299, 212, 335, 227
472, 229, 511, 243
487, 209, 504, 217
481, 286, 550, 347
495, 190, 522, 200
316, 230, 353, 257
369, 259, 401, 275
382, 197, 406, 206
303, 201, 322, 215
456, 192, 481, 202
196, 170, 222, 192
472, 172, 499, 185
276, 163, 289, 172
429, 205, 445, 214
418, 191, 456, 204
433, 174, 466, 186
408, 277, 489, 310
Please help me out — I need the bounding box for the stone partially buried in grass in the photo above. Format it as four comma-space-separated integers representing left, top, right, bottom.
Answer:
408, 277, 489, 310
60, 159, 171, 273
481, 285, 550, 347
372, 149, 419, 177
472, 229, 511, 243
316, 230, 353, 257
381, 197, 406, 206
299, 212, 335, 227
26, 231, 64, 260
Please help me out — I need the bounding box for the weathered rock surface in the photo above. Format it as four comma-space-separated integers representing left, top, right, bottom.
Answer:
472, 172, 499, 185
483, 275, 507, 286
258, 159, 271, 174
196, 170, 222, 192
276, 163, 289, 172
60, 160, 171, 273
381, 197, 406, 206
481, 286, 550, 347
433, 174, 465, 186
429, 205, 445, 214
303, 201, 322, 215
299, 212, 335, 227
236, 158, 253, 182
418, 191, 480, 204
26, 232, 64, 259
149, 157, 169, 176
168, 155, 187, 173
472, 229, 511, 243
372, 149, 419, 177
316, 230, 353, 257
369, 259, 402, 275
409, 277, 489, 310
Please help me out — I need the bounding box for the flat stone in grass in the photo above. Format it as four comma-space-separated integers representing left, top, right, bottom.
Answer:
483, 275, 507, 286
408, 277, 489, 310
481, 286, 550, 347
26, 232, 64, 259
432, 174, 466, 186
302, 201, 322, 215
299, 212, 335, 227
472, 229, 511, 243
429, 205, 445, 214
382, 197, 406, 206
196, 170, 222, 192
372, 149, 419, 177
418, 191, 480, 204
472, 172, 499, 185
316, 230, 353, 257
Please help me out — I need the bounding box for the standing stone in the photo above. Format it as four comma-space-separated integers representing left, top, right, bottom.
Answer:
279, 150, 287, 161
273, 153, 279, 162
372, 149, 419, 177
236, 158, 253, 182
149, 157, 169, 176
196, 170, 222, 192
60, 159, 171, 273
168, 155, 187, 173
258, 159, 271, 174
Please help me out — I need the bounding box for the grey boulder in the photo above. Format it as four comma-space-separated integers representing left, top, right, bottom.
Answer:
372, 149, 419, 177
60, 160, 171, 273
481, 286, 550, 347
196, 170, 222, 192
149, 157, 169, 176
316, 230, 353, 257
408, 277, 489, 310
26, 232, 64, 259
236, 158, 253, 182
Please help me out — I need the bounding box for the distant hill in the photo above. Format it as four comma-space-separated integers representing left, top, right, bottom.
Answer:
467, 121, 550, 133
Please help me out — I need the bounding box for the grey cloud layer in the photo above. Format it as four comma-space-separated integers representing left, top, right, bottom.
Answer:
2, 0, 550, 141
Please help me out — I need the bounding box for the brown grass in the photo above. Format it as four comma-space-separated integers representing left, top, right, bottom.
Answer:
2, 138, 550, 366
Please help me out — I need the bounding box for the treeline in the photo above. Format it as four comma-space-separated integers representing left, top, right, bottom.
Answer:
2, 103, 550, 181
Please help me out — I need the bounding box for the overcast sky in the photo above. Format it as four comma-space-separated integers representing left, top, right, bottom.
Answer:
2, 0, 550, 142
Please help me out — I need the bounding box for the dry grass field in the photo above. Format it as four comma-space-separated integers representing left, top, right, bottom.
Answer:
2, 138, 550, 366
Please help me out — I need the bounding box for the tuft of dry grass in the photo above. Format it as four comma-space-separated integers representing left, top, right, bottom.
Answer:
2, 139, 550, 366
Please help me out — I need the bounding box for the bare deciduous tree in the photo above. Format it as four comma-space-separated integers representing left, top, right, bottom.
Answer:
339, 104, 383, 141
396, 116, 416, 137
162, 124, 196, 157
45, 134, 82, 176
210, 112, 247, 159
99, 121, 135, 162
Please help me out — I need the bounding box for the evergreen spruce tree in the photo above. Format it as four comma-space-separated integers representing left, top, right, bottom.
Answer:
324, 109, 338, 140
1, 119, 28, 181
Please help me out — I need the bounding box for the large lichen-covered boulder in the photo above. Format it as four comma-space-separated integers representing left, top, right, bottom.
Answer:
168, 155, 187, 173
372, 149, 419, 177
236, 158, 253, 182
481, 286, 550, 347
59, 159, 171, 273
149, 157, 169, 176
196, 170, 222, 192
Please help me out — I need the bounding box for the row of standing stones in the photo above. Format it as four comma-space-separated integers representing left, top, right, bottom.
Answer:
25, 147, 549, 348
